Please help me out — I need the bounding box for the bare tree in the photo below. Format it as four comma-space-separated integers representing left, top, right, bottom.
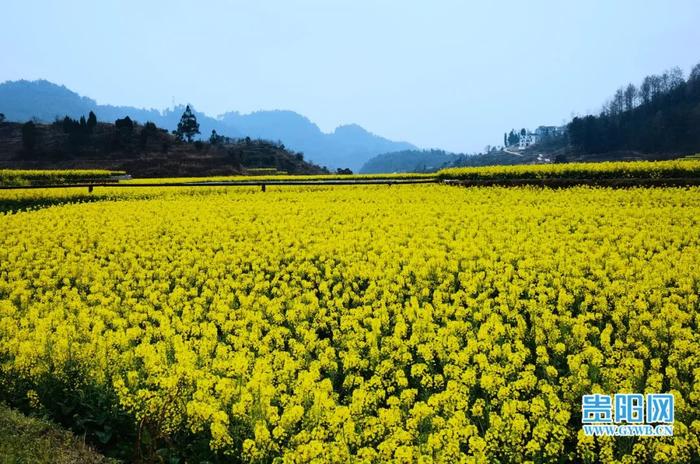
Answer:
640, 77, 652, 104
623, 84, 637, 111
610, 88, 625, 116
690, 63, 700, 83
660, 71, 670, 93
667, 66, 684, 90
649, 75, 662, 99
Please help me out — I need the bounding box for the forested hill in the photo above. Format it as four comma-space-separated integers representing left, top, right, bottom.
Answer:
0, 80, 414, 171
0, 116, 327, 177
568, 63, 700, 156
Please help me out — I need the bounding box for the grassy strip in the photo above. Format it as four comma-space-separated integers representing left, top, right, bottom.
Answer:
0, 170, 126, 187
0, 403, 115, 464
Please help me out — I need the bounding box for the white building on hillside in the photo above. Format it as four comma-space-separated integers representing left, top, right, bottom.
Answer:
519, 132, 537, 149
517, 126, 566, 150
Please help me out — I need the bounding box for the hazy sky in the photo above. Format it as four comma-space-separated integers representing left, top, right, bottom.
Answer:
2, 0, 699, 152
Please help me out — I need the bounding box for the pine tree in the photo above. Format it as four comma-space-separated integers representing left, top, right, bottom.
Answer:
174, 105, 200, 142
87, 111, 97, 132
209, 129, 224, 145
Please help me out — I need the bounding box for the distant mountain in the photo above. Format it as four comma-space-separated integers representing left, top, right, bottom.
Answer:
0, 80, 415, 171
218, 112, 416, 171
360, 149, 459, 174
0, 80, 238, 140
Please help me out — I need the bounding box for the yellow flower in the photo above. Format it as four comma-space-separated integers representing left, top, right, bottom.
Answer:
0, 179, 698, 462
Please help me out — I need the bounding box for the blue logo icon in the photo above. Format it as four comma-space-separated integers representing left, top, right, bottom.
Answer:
614, 393, 644, 423
582, 394, 613, 423
646, 394, 674, 423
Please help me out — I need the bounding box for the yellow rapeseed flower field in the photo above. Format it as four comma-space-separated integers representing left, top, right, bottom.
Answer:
0, 184, 699, 463
437, 159, 700, 180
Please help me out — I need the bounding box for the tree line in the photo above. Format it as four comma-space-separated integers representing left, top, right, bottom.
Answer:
12, 106, 329, 172
568, 62, 700, 154
16, 106, 200, 154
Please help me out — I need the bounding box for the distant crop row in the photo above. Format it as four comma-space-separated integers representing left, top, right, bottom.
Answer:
436, 159, 700, 181
0, 169, 126, 187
